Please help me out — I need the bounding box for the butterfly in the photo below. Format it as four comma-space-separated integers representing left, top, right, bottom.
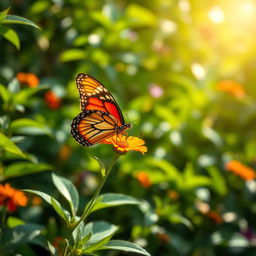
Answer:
71, 73, 131, 146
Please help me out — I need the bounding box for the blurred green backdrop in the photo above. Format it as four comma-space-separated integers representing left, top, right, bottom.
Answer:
1, 0, 256, 255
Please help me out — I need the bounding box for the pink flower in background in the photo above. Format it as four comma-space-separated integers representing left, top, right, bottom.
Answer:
149, 83, 163, 98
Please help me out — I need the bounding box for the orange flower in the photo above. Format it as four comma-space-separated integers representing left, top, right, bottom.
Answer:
102, 135, 147, 155
16, 72, 39, 88
217, 80, 245, 98
44, 91, 62, 110
167, 190, 179, 200
156, 232, 170, 243
0, 183, 28, 212
31, 196, 42, 206
58, 144, 71, 161
136, 172, 151, 188
225, 160, 256, 180
206, 210, 223, 224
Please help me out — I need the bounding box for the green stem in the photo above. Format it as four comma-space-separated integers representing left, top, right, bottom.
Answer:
71, 153, 120, 232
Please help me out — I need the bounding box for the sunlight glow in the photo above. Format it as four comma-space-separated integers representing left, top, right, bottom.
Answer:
208, 6, 225, 24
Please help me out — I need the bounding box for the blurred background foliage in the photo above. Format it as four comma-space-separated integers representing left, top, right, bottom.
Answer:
1, 0, 256, 255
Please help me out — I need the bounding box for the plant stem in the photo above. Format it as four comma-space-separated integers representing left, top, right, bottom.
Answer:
71, 153, 120, 232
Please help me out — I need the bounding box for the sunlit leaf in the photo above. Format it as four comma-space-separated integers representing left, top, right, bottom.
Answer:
0, 84, 11, 103
24, 189, 71, 224
100, 240, 151, 256
60, 49, 87, 62
0, 8, 10, 23
91, 193, 140, 212
82, 221, 118, 253
4, 162, 53, 179
206, 167, 227, 195
10, 118, 52, 136
0, 133, 25, 158
29, 1, 52, 14
52, 173, 79, 216
0, 25, 20, 49
7, 216, 25, 228
126, 4, 156, 27
2, 15, 40, 29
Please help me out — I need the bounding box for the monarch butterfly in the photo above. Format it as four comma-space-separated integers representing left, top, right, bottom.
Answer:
71, 73, 131, 146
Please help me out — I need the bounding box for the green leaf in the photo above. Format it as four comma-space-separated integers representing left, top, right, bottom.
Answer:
10, 118, 52, 136
206, 167, 227, 195
91, 155, 106, 176
52, 173, 79, 216
147, 158, 182, 185
91, 193, 140, 213
24, 189, 71, 224
126, 4, 156, 27
29, 1, 52, 14
101, 240, 151, 256
2, 15, 40, 29
0, 84, 11, 103
0, 24, 20, 49
3, 224, 43, 252
47, 241, 57, 256
0, 8, 10, 23
51, 197, 70, 224
7, 216, 25, 228
3, 162, 53, 179
14, 86, 48, 105
168, 214, 194, 231
0, 132, 25, 158
59, 49, 87, 62
82, 221, 118, 253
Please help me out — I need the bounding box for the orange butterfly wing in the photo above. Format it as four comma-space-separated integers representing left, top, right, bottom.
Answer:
71, 110, 122, 146
76, 73, 125, 124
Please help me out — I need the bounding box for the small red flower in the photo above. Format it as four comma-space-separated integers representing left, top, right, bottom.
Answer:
0, 183, 28, 212
44, 91, 62, 110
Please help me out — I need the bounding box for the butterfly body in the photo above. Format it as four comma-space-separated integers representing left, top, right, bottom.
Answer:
71, 74, 131, 146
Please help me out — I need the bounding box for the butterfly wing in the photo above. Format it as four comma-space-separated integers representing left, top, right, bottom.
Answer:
71, 110, 122, 146
76, 73, 125, 124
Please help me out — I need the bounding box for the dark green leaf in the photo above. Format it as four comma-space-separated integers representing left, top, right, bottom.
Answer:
2, 224, 43, 252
